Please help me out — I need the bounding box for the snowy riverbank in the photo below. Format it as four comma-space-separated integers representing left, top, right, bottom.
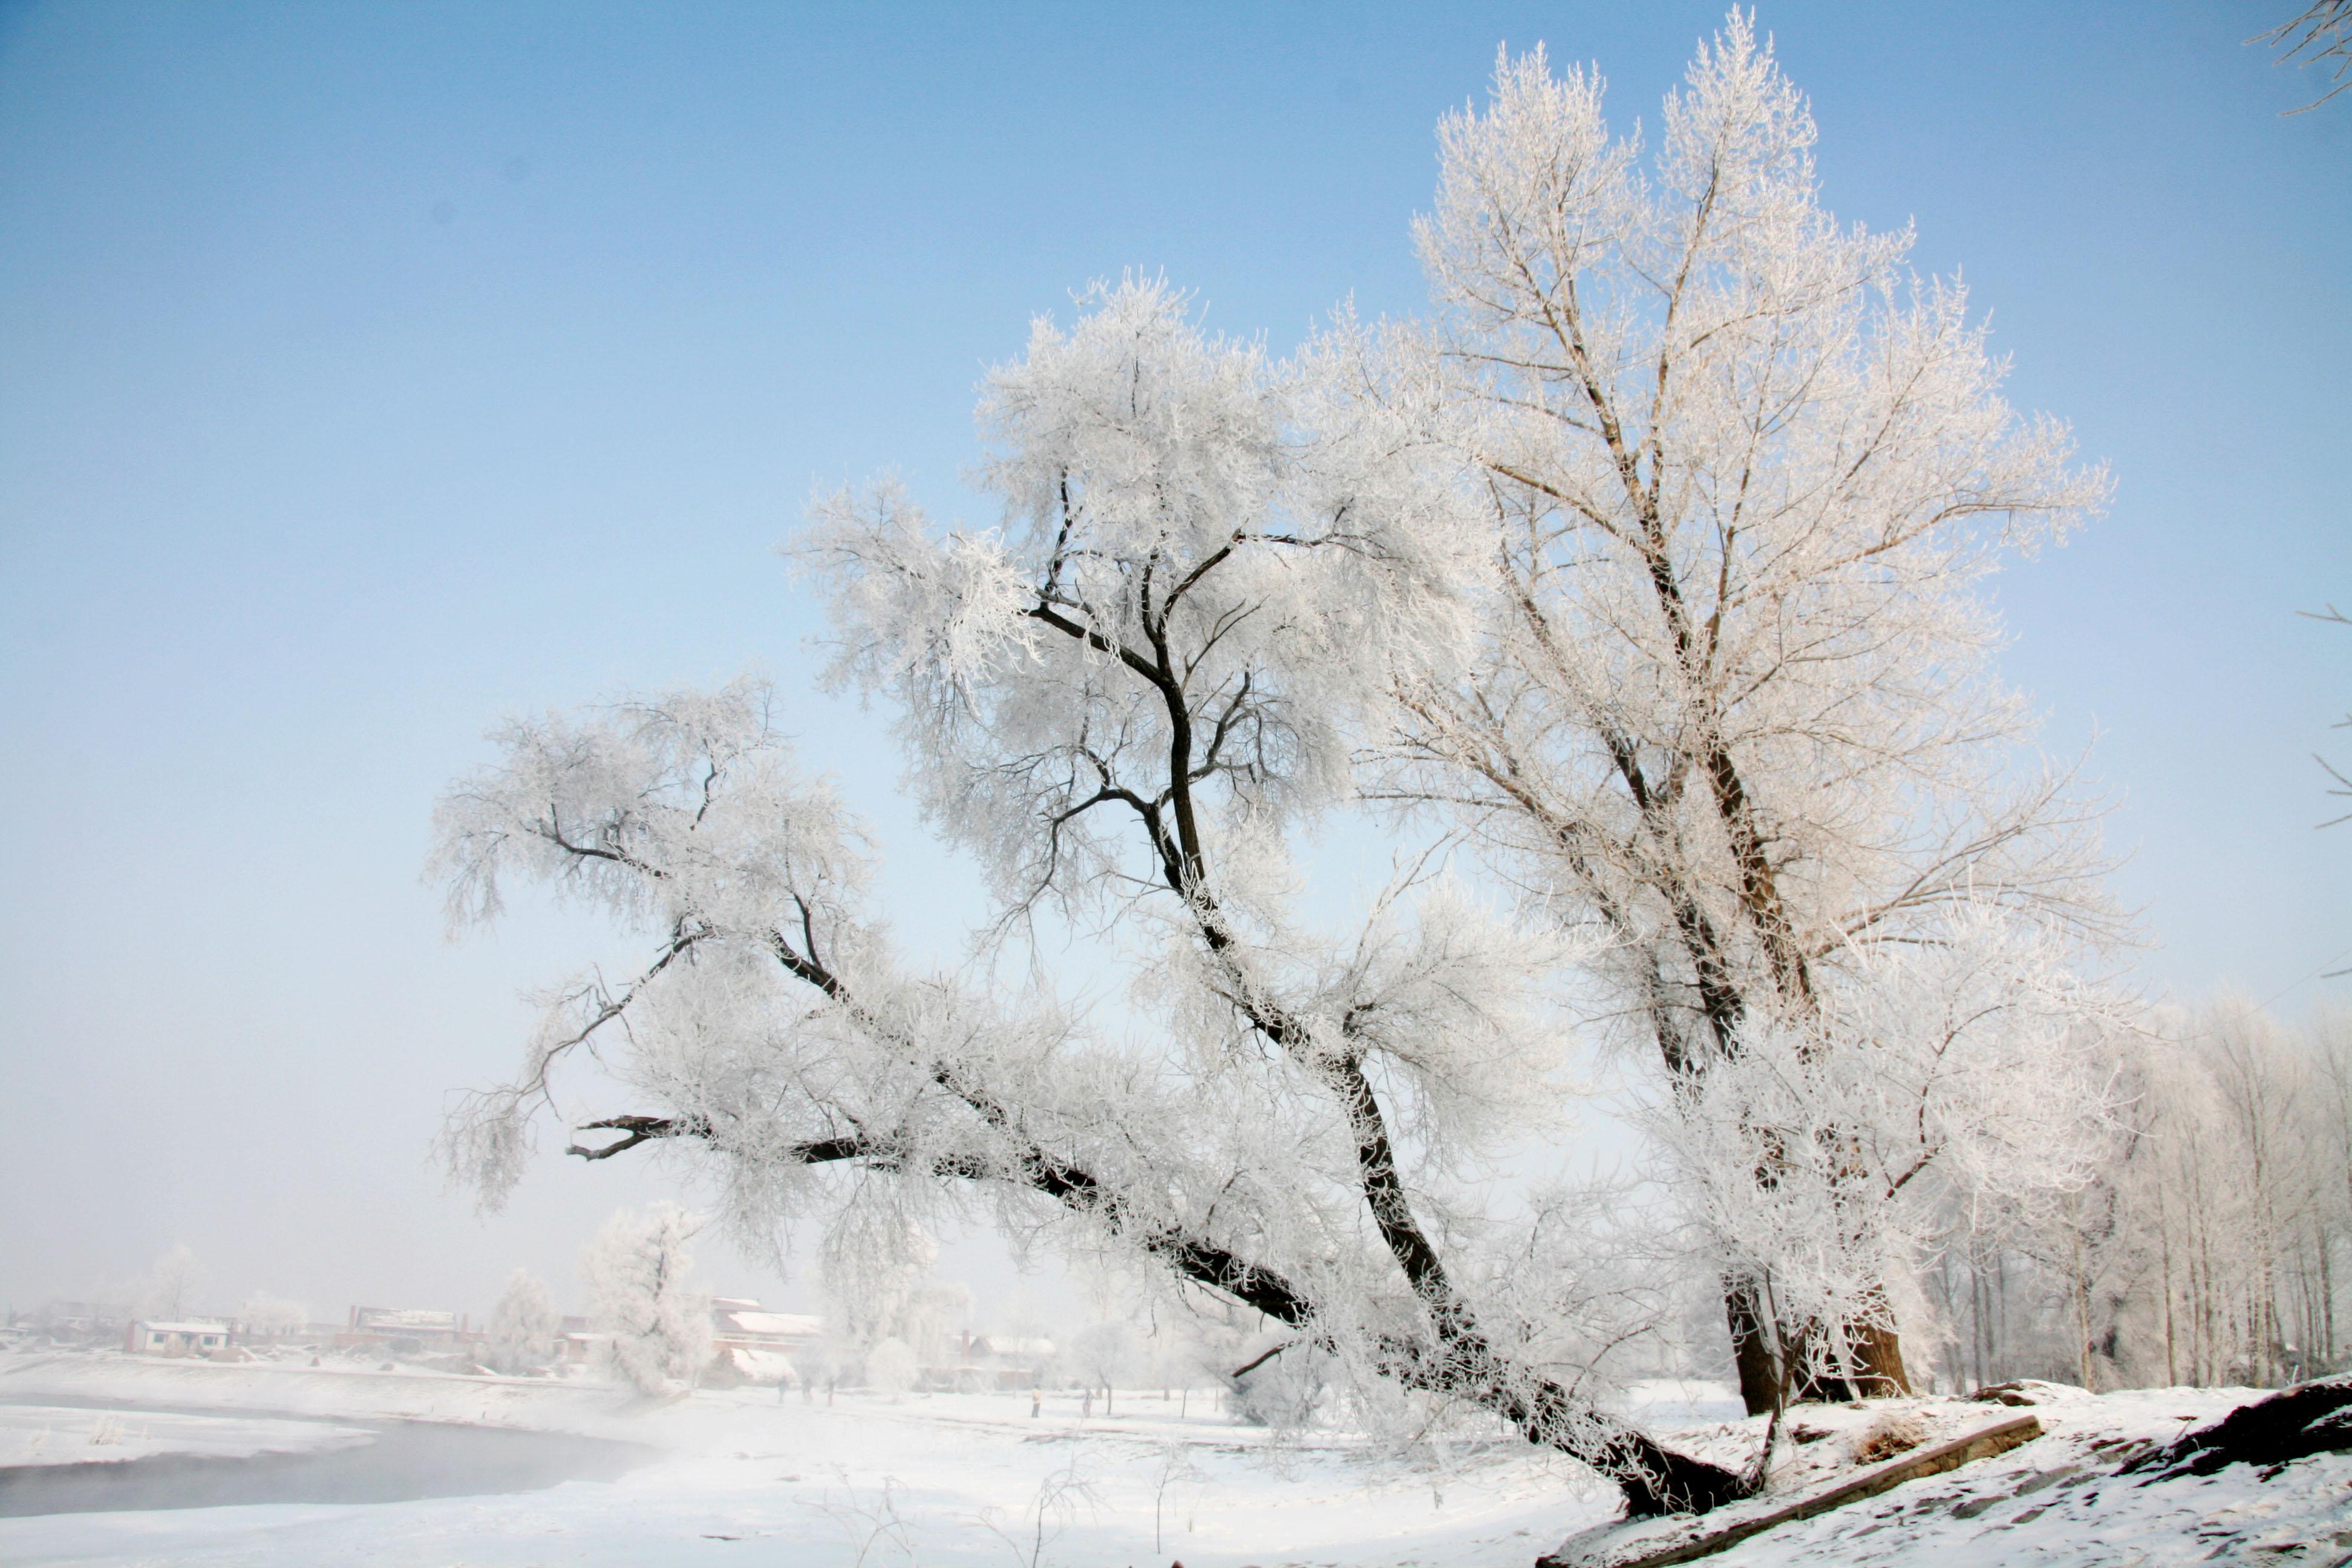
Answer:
0, 1402, 372, 1470
2, 1351, 2347, 1566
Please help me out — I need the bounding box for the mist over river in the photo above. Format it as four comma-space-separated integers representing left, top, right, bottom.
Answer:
0, 1398, 652, 1517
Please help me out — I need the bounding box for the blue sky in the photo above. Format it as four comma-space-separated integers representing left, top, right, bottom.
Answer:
1, 1, 2345, 1320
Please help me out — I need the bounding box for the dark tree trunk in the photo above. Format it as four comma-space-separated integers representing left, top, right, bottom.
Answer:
1786, 1304, 1910, 1403
1846, 1315, 1911, 1396
1726, 1278, 1780, 1416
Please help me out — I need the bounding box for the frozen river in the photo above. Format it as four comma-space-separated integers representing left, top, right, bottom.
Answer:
6, 1361, 2330, 1568
0, 1398, 652, 1516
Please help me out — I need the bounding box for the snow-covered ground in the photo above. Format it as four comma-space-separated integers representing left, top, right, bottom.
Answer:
1558, 1380, 2352, 1568
1, 1350, 2346, 1567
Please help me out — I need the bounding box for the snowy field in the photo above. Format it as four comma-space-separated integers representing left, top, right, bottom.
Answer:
1, 1352, 2347, 1567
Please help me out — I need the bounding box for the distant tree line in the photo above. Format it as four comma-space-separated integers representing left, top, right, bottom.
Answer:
1922, 1002, 2352, 1393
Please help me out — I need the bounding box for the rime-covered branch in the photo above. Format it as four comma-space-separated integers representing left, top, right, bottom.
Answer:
1370, 13, 2122, 1411
440, 272, 1757, 1515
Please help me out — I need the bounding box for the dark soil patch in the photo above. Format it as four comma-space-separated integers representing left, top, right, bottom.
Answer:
2120, 1376, 2352, 1481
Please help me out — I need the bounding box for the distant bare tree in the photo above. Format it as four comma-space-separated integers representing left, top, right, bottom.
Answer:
2256, 1, 2352, 112
238, 1293, 307, 1342
138, 1245, 201, 1321
2308, 605, 2351, 828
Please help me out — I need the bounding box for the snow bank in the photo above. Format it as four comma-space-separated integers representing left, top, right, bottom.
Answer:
4, 1353, 2348, 1567
0, 1350, 1627, 1566
1552, 1383, 2352, 1568
0, 1406, 372, 1469
0, 1351, 632, 1442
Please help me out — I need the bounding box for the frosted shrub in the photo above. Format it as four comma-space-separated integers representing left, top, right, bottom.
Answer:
486, 1269, 559, 1376
866, 1337, 918, 1398
583, 1204, 711, 1395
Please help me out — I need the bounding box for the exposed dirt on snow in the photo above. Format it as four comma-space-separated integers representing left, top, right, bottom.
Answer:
1555, 1382, 2352, 1568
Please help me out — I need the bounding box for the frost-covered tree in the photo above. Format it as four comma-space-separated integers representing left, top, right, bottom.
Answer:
1071, 1320, 1137, 1413
1918, 998, 2352, 1394
428, 10, 2128, 1511
486, 1269, 560, 1376
1360, 13, 2115, 1411
581, 1204, 711, 1394
2260, 1, 2352, 112
866, 1336, 918, 1397
433, 279, 1746, 1512
2310, 605, 2350, 828
237, 1293, 306, 1342
818, 1212, 967, 1367
1645, 904, 2115, 1396
139, 1245, 202, 1322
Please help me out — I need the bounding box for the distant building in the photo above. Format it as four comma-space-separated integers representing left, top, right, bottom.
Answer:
43, 1301, 131, 1337
554, 1314, 603, 1365
712, 1301, 823, 1348
339, 1305, 475, 1351
949, 1333, 1057, 1391
705, 1299, 824, 1387
125, 1320, 232, 1356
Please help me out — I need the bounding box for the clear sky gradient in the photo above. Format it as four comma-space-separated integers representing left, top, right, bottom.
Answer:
1, 1, 2345, 1322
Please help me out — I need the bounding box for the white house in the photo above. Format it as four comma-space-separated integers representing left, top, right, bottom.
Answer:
705, 1300, 825, 1387
714, 1304, 823, 1347
125, 1319, 231, 1356
957, 1333, 1057, 1390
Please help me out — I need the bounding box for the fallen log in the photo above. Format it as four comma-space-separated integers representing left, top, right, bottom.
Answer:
1538, 1414, 2045, 1568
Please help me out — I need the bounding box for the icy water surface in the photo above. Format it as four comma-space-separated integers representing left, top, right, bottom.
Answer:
0, 1402, 652, 1516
